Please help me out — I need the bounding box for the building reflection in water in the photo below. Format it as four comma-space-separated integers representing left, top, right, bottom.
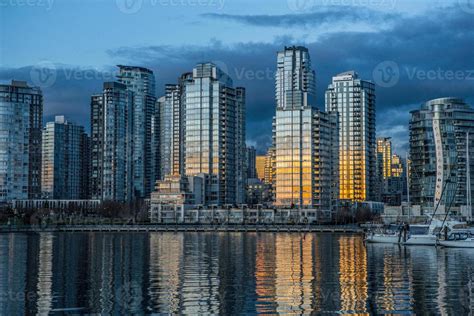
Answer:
36, 233, 54, 315
255, 233, 277, 313
148, 232, 183, 313
2, 232, 474, 314
274, 233, 315, 314
0, 234, 28, 315
338, 235, 368, 314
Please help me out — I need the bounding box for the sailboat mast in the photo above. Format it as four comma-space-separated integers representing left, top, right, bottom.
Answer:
406, 151, 410, 219
467, 132, 472, 220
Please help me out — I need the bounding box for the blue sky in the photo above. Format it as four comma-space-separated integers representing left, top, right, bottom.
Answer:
1, 0, 473, 154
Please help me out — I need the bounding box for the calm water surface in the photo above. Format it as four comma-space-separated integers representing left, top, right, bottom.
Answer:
1, 232, 474, 314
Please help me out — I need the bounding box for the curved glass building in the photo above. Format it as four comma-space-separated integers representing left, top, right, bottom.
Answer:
409, 97, 474, 210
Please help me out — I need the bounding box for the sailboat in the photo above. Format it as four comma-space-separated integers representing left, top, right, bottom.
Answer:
437, 132, 474, 248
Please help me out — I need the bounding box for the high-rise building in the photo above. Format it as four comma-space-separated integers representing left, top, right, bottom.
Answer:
384, 154, 406, 205
0, 80, 43, 201
41, 116, 89, 199
410, 97, 474, 210
325, 71, 376, 202
276, 46, 316, 110
377, 137, 392, 179
117, 65, 157, 199
273, 46, 339, 209
375, 137, 392, 201
157, 73, 192, 179
374, 137, 407, 205
246, 146, 257, 179
182, 63, 246, 205
274, 108, 339, 208
90, 82, 133, 202
255, 155, 266, 181
264, 147, 276, 202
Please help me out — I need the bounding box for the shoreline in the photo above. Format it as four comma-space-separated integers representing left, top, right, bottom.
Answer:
0, 224, 364, 234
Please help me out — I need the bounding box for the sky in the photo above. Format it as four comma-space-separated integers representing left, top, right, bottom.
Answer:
1, 0, 473, 154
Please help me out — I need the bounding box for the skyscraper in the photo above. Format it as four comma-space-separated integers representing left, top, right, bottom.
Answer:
158, 73, 192, 179
117, 65, 157, 199
325, 71, 376, 202
246, 146, 257, 179
90, 82, 133, 202
410, 97, 474, 210
376, 137, 392, 179
276, 46, 316, 110
255, 155, 266, 181
375, 137, 392, 201
41, 116, 89, 199
274, 46, 339, 208
183, 63, 246, 205
0, 80, 43, 201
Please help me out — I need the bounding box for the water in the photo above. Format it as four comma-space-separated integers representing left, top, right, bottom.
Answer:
1, 232, 474, 314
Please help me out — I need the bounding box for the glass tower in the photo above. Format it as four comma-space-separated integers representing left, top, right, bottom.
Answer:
276, 46, 316, 110
90, 82, 133, 202
0, 80, 43, 201
325, 71, 376, 202
274, 46, 339, 209
410, 97, 474, 210
158, 73, 193, 179
41, 116, 89, 199
117, 65, 157, 199
183, 63, 246, 205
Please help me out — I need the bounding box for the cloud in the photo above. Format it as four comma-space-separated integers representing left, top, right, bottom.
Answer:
1, 5, 473, 154
201, 6, 398, 28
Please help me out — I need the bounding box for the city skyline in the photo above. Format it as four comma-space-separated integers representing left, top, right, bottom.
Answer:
2, 1, 473, 155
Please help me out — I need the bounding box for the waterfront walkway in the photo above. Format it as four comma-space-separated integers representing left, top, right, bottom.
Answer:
0, 224, 363, 234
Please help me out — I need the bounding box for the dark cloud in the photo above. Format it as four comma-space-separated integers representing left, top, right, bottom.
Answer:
201, 6, 398, 28
1, 5, 473, 155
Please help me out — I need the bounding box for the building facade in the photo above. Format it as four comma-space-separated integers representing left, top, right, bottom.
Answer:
276, 46, 316, 111
90, 82, 133, 202
273, 46, 339, 209
410, 97, 474, 211
117, 65, 157, 199
325, 71, 376, 202
274, 108, 339, 208
183, 63, 246, 205
157, 73, 193, 179
0, 80, 43, 201
246, 146, 257, 179
256, 155, 266, 181
41, 116, 89, 199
